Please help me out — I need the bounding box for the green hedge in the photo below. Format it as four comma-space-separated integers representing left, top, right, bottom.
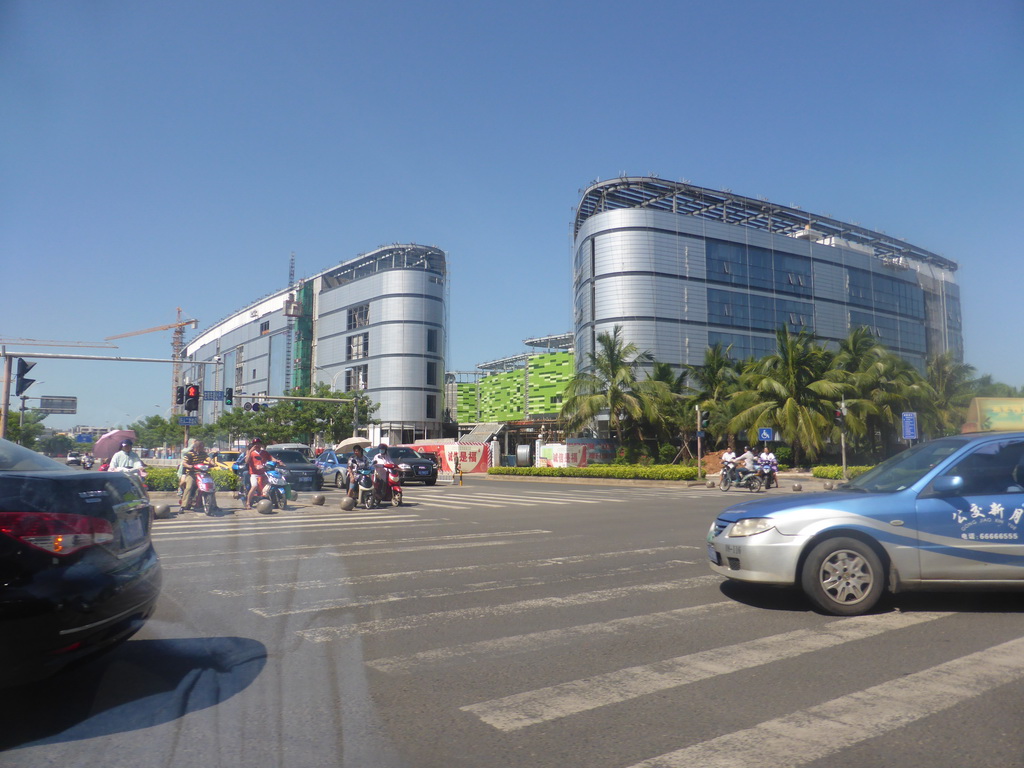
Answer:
812, 465, 873, 480
488, 465, 699, 481
145, 466, 240, 492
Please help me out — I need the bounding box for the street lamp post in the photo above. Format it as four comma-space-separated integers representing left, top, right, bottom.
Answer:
315, 366, 360, 439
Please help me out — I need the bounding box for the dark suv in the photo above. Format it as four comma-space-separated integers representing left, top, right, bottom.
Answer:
265, 447, 323, 491
367, 446, 438, 485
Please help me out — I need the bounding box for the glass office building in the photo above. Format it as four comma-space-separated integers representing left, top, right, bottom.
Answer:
572, 177, 962, 373
182, 244, 447, 444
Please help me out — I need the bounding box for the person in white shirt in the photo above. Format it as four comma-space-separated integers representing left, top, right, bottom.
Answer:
736, 446, 756, 472
108, 440, 143, 472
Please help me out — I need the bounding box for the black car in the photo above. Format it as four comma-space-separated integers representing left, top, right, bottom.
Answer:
367, 446, 438, 485
0, 438, 162, 688
265, 446, 324, 491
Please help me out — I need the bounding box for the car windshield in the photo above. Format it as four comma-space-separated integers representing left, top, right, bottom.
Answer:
267, 450, 310, 464
388, 448, 419, 459
843, 437, 969, 493
0, 439, 68, 471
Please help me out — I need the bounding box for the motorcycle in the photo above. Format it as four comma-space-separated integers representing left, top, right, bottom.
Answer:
755, 459, 778, 490
719, 461, 762, 493
82, 456, 94, 470
192, 462, 220, 515
369, 462, 403, 508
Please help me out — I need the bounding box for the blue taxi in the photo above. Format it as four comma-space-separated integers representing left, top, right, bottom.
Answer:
707, 432, 1024, 615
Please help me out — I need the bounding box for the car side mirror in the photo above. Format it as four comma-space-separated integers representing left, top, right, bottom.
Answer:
929, 475, 965, 496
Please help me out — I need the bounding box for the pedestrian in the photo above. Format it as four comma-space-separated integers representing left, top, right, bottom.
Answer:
245, 437, 272, 510
180, 439, 210, 513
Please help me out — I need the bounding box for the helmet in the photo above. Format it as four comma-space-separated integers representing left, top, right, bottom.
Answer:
378, 443, 388, 451
120, 439, 133, 449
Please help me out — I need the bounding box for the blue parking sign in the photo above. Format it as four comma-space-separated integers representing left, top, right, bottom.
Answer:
758, 428, 774, 442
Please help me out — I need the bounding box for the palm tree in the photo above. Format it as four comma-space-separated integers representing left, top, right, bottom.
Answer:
679, 343, 741, 449
560, 326, 662, 446
729, 327, 845, 465
926, 352, 977, 436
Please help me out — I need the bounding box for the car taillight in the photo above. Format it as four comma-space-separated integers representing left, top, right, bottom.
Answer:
0, 512, 114, 555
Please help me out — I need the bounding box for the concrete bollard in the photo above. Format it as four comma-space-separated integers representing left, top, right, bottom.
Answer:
311, 493, 325, 506
792, 483, 803, 492
255, 499, 275, 514
339, 495, 356, 511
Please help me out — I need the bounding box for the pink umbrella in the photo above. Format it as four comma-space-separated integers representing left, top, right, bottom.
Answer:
93, 429, 137, 460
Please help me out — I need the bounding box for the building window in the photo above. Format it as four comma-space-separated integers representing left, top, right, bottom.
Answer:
345, 365, 368, 391
426, 394, 437, 419
427, 361, 437, 386
427, 328, 438, 353
347, 304, 369, 330
347, 332, 369, 360
259, 321, 270, 334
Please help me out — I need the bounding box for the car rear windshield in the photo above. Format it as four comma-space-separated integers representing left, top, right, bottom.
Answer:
267, 450, 310, 464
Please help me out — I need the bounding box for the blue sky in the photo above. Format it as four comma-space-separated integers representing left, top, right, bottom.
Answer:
2, 0, 1022, 430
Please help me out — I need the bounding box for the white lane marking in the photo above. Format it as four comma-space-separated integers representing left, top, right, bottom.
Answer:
461, 611, 947, 731
468, 492, 600, 504
369, 601, 745, 674
624, 633, 1024, 768
211, 545, 690, 596
152, 517, 423, 541
255, 559, 694, 618
297, 575, 721, 641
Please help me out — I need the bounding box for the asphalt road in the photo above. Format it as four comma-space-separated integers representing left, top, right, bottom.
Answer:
3, 477, 1024, 768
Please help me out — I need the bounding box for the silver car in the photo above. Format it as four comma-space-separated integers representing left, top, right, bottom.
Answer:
707, 432, 1024, 615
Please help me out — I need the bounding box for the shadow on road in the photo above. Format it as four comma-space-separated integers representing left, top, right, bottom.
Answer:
0, 636, 266, 750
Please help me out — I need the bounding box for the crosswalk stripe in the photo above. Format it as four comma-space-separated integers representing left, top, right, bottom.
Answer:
296, 575, 721, 642
368, 601, 745, 675
624, 634, 1024, 768
152, 516, 424, 541
257, 558, 695, 619
211, 543, 682, 596
460, 611, 947, 731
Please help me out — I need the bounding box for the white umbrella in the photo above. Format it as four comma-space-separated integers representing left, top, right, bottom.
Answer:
336, 437, 371, 451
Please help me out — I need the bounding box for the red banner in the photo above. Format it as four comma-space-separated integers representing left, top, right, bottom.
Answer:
410, 443, 491, 473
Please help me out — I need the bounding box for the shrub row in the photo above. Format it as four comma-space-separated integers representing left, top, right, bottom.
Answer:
145, 466, 240, 492
488, 465, 699, 481
812, 465, 873, 480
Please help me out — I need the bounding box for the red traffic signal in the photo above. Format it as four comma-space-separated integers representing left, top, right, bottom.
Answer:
184, 384, 201, 413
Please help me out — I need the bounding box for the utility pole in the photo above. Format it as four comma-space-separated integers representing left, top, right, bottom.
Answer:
696, 405, 704, 480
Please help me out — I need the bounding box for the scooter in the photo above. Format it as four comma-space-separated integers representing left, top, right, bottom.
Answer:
82, 455, 94, 470
755, 459, 778, 490
719, 461, 763, 493
263, 460, 289, 510
370, 462, 403, 508
355, 468, 376, 509
192, 462, 221, 515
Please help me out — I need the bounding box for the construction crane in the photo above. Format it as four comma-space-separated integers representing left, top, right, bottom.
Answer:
105, 308, 198, 411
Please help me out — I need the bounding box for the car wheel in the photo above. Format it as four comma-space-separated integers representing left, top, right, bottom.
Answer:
334, 472, 343, 488
801, 537, 885, 616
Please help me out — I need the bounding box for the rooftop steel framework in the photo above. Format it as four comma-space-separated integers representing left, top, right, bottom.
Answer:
574, 177, 957, 272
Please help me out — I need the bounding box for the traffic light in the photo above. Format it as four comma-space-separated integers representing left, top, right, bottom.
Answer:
15, 358, 36, 397
834, 409, 845, 427
184, 384, 201, 413
225, 387, 234, 406
176, 386, 185, 405
701, 412, 710, 429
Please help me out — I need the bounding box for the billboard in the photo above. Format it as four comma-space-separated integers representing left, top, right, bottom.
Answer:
962, 398, 1024, 433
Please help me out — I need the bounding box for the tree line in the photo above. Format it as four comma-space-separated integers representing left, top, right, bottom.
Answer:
559, 326, 1020, 466
15, 384, 378, 455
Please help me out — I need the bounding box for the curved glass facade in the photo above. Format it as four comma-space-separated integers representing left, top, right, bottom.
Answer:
183, 244, 447, 443
573, 178, 962, 374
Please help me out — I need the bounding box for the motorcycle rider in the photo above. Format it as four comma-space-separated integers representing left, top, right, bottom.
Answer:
347, 444, 370, 499
180, 439, 212, 513
371, 443, 393, 501
720, 447, 739, 483
245, 437, 273, 510
735, 446, 756, 479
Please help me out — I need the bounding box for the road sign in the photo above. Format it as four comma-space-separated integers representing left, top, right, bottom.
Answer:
902, 411, 918, 441
178, 416, 199, 426
75, 433, 93, 443
38, 396, 78, 414
204, 390, 223, 401
758, 427, 775, 442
